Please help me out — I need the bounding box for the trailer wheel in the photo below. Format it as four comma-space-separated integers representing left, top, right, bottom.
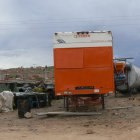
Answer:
101, 95, 105, 109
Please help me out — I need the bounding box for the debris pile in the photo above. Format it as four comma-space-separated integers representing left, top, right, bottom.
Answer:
0, 91, 14, 112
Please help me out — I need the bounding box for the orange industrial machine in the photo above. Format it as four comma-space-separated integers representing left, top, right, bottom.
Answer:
114, 58, 134, 95
53, 31, 115, 110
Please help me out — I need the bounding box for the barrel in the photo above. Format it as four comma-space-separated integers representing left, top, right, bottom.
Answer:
17, 99, 31, 118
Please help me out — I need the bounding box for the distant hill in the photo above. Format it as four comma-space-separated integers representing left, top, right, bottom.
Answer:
0, 66, 54, 84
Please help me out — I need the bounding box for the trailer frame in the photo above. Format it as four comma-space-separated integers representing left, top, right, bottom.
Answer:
64, 94, 105, 111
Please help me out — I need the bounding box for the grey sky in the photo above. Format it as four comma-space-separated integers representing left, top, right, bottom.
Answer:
0, 0, 140, 68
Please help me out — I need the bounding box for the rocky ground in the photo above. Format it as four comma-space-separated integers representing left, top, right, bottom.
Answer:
0, 93, 140, 140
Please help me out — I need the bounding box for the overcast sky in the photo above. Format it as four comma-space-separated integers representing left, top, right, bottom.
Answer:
0, 0, 140, 68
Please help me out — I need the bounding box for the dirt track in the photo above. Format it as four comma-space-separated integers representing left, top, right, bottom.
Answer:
0, 93, 140, 140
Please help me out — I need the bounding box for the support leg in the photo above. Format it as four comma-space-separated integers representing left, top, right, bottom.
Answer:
63, 96, 66, 108
101, 94, 105, 109
115, 90, 117, 97
66, 96, 69, 111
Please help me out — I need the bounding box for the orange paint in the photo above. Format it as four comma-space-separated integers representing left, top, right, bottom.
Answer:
54, 46, 115, 96
114, 63, 126, 73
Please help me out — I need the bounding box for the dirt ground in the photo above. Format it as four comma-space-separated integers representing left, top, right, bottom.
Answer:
0, 93, 140, 140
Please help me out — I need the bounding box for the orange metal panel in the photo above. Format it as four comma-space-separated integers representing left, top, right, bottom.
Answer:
54, 46, 114, 96
54, 48, 83, 69
84, 47, 113, 68
114, 63, 126, 73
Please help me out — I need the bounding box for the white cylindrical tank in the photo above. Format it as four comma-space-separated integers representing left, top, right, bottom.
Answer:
128, 65, 140, 88
115, 62, 140, 92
